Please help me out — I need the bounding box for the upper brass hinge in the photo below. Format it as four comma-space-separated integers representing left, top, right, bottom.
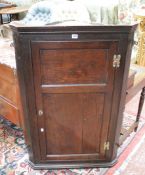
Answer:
113, 54, 121, 68
104, 141, 110, 151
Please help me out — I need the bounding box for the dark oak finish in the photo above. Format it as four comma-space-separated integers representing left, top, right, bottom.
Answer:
10, 23, 136, 169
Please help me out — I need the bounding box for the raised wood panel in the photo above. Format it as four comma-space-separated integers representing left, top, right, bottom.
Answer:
41, 93, 104, 160
40, 49, 108, 84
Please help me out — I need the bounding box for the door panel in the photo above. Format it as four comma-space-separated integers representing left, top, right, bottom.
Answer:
43, 93, 104, 156
40, 49, 108, 84
31, 41, 117, 162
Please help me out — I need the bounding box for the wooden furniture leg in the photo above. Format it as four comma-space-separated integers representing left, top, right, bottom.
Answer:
0, 14, 3, 24
135, 87, 145, 131
119, 65, 145, 146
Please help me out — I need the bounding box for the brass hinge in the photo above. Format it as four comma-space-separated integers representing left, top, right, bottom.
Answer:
113, 54, 121, 68
104, 141, 110, 151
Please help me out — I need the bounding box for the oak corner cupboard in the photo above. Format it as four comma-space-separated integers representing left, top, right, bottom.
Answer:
10, 23, 137, 169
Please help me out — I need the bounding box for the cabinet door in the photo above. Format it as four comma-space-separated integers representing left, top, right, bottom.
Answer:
31, 41, 118, 162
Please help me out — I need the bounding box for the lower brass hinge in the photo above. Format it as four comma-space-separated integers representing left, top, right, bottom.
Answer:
104, 141, 110, 151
